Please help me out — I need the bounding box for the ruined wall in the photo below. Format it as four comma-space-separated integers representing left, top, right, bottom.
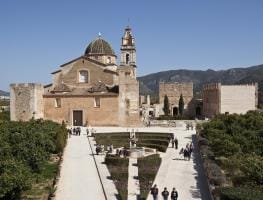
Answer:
43, 95, 119, 126
118, 66, 140, 126
10, 83, 44, 121
159, 82, 194, 116
220, 84, 257, 114
202, 83, 221, 118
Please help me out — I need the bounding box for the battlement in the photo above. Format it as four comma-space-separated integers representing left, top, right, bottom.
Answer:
203, 83, 221, 90
10, 83, 43, 88
203, 82, 257, 90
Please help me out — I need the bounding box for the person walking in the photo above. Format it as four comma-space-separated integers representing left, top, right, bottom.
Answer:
174, 137, 178, 149
171, 139, 175, 148
150, 184, 159, 200
171, 187, 178, 200
161, 187, 169, 200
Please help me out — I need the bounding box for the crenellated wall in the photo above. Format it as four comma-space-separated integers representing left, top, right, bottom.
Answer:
203, 83, 257, 118
220, 84, 257, 114
159, 82, 194, 116
202, 83, 221, 118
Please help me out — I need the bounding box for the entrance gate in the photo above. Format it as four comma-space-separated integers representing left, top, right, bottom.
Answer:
73, 110, 83, 126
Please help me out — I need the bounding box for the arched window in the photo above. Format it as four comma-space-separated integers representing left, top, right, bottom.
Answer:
126, 53, 130, 64
79, 70, 89, 83
107, 57, 111, 64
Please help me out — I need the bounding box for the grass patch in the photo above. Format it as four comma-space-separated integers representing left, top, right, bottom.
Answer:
138, 154, 161, 200
105, 155, 129, 200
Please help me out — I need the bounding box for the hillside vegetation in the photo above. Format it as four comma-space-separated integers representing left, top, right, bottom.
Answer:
138, 64, 263, 96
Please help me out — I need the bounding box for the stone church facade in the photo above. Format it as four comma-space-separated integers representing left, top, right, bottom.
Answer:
10, 27, 140, 127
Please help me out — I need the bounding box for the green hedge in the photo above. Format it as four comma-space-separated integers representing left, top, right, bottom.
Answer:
220, 187, 263, 200
95, 133, 129, 148
105, 155, 129, 200
138, 154, 161, 200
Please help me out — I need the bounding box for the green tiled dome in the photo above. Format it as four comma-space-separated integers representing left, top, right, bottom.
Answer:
85, 37, 115, 56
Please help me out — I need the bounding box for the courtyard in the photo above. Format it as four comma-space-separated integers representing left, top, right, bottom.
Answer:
55, 123, 211, 200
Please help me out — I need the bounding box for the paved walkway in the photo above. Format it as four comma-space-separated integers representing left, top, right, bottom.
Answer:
88, 135, 119, 199
128, 158, 140, 200
55, 128, 105, 200
55, 126, 210, 200
147, 126, 211, 200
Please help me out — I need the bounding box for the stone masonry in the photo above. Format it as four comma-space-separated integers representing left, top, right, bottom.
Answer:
203, 83, 258, 118
159, 82, 194, 116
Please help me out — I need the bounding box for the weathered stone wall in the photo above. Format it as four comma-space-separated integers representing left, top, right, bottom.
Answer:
202, 83, 221, 118
52, 58, 115, 88
159, 82, 194, 116
43, 95, 119, 126
220, 84, 257, 114
10, 83, 44, 121
118, 66, 140, 127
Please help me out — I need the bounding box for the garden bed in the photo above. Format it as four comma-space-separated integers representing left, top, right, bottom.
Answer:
138, 154, 161, 200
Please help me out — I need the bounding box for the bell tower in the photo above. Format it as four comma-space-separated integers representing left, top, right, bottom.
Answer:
120, 26, 136, 76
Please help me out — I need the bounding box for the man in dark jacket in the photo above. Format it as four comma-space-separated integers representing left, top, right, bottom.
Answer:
171, 187, 178, 200
150, 184, 158, 200
161, 187, 169, 200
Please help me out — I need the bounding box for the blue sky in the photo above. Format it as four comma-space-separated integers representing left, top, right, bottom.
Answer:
1, 0, 263, 91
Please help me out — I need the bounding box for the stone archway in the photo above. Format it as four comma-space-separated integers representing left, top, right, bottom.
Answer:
173, 107, 178, 116
196, 106, 201, 116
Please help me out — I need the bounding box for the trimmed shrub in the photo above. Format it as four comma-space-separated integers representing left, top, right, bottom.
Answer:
105, 155, 129, 200
138, 154, 161, 200
220, 186, 263, 200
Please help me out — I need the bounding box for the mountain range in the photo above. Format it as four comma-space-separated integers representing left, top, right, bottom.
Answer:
0, 90, 10, 96
138, 64, 263, 96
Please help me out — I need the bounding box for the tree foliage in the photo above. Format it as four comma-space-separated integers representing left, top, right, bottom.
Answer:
0, 119, 67, 199
163, 95, 169, 116
178, 94, 184, 116
200, 111, 263, 199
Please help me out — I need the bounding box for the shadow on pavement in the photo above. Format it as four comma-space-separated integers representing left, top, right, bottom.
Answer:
191, 134, 212, 200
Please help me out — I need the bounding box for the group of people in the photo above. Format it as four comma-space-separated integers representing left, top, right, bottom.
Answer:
151, 184, 178, 200
179, 142, 194, 161
68, 127, 81, 136
95, 144, 114, 155
186, 123, 194, 130
116, 147, 129, 157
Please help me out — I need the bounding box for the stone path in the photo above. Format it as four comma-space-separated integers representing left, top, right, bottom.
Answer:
128, 158, 140, 200
88, 135, 119, 199
56, 125, 210, 200
147, 126, 211, 200
55, 128, 105, 200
